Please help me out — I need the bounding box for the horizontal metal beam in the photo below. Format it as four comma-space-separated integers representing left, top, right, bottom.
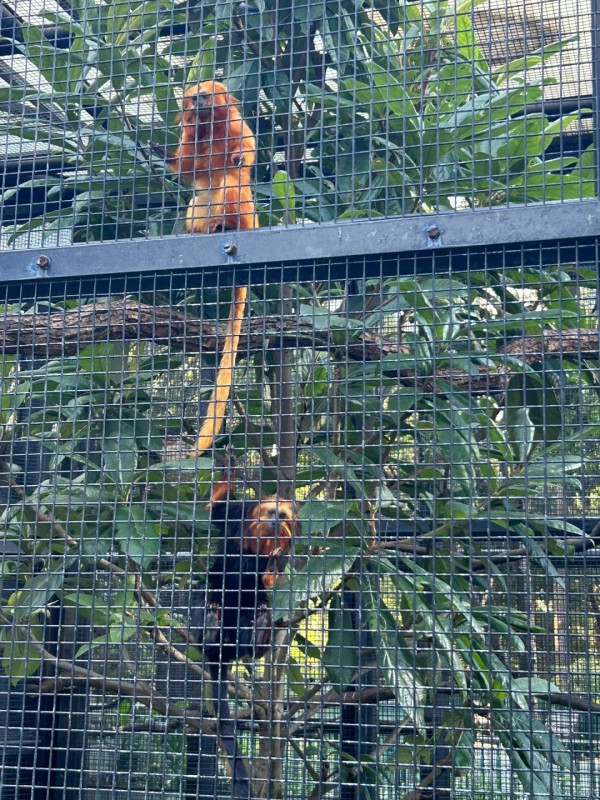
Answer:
1, 201, 600, 285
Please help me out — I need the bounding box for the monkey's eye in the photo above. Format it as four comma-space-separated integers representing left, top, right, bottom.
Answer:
266, 507, 290, 521
190, 91, 211, 108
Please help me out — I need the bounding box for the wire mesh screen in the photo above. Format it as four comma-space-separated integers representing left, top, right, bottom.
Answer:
0, 0, 597, 249
1, 243, 600, 800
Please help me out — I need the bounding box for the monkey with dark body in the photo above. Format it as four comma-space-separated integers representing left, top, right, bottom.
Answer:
191, 450, 300, 800
151, 80, 257, 456
152, 84, 282, 797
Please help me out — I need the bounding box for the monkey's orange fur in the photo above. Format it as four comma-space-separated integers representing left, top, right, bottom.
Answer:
185, 171, 257, 234
166, 80, 256, 192
192, 283, 248, 458
162, 81, 257, 457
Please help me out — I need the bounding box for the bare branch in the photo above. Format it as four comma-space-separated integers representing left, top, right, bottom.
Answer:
1, 301, 597, 393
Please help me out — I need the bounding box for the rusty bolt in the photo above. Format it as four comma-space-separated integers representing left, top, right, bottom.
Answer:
427, 225, 441, 241
36, 255, 51, 269
223, 243, 237, 256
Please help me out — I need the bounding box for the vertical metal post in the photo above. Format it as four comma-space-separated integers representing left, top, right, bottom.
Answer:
49, 608, 87, 800
593, 0, 600, 195
182, 588, 219, 799
0, 553, 54, 800
340, 588, 377, 800
422, 686, 454, 799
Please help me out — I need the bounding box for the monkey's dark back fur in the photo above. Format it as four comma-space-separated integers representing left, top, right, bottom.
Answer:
193, 498, 274, 670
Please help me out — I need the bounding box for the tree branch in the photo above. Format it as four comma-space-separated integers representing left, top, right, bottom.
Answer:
2, 618, 213, 734
2, 301, 597, 393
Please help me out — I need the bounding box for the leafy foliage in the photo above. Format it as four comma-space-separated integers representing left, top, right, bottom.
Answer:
0, 0, 593, 243
0, 1, 597, 797
1, 263, 597, 796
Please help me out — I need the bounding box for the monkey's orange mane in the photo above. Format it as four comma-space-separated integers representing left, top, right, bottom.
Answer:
175, 80, 255, 190
243, 498, 298, 588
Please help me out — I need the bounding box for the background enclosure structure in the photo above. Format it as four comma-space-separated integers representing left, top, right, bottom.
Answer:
2, 1, 600, 800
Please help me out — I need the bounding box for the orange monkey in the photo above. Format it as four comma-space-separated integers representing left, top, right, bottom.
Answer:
153, 81, 257, 456
165, 80, 256, 192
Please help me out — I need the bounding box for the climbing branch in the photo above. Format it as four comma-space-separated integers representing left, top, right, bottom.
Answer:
1, 301, 598, 393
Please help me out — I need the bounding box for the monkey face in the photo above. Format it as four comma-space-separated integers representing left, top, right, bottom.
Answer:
242, 498, 300, 590
261, 503, 295, 536
243, 499, 297, 553
187, 89, 212, 114
181, 81, 235, 126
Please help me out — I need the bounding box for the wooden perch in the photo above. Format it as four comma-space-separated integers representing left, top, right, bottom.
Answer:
500, 330, 600, 362
0, 299, 393, 360
0, 300, 597, 393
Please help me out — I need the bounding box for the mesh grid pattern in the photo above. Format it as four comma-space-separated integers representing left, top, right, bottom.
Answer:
0, 243, 600, 799
0, 0, 597, 249
2, 1, 600, 797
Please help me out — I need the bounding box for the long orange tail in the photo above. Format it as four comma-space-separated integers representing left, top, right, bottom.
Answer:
192, 286, 247, 457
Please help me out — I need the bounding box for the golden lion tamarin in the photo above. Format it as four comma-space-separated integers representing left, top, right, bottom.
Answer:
191, 447, 300, 800
154, 81, 257, 456
184, 170, 257, 234
166, 80, 256, 194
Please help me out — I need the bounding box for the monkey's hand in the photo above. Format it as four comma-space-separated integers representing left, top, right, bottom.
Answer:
266, 546, 285, 569
222, 444, 237, 472
265, 546, 289, 584
253, 604, 272, 649
190, 601, 222, 647
204, 602, 222, 646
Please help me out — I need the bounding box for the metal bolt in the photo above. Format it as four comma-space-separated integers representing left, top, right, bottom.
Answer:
427, 225, 441, 241
36, 255, 51, 270
223, 243, 237, 256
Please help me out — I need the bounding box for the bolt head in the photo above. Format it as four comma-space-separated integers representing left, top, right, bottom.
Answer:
223, 243, 237, 256
36, 255, 51, 269
427, 225, 441, 240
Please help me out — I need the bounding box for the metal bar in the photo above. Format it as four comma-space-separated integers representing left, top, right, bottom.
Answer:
2, 201, 600, 285
593, 0, 600, 195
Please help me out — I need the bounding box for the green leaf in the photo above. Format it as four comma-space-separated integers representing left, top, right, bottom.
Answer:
309, 447, 364, 497
522, 534, 565, 589
12, 555, 77, 623
364, 583, 425, 728
1, 639, 42, 685
271, 170, 297, 224
272, 553, 357, 622
103, 420, 138, 487
495, 36, 577, 85
525, 455, 582, 480
297, 499, 345, 540
455, 14, 489, 73
512, 677, 562, 696
115, 504, 161, 568
386, 388, 420, 417
75, 621, 138, 659
322, 595, 359, 690
506, 407, 535, 464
